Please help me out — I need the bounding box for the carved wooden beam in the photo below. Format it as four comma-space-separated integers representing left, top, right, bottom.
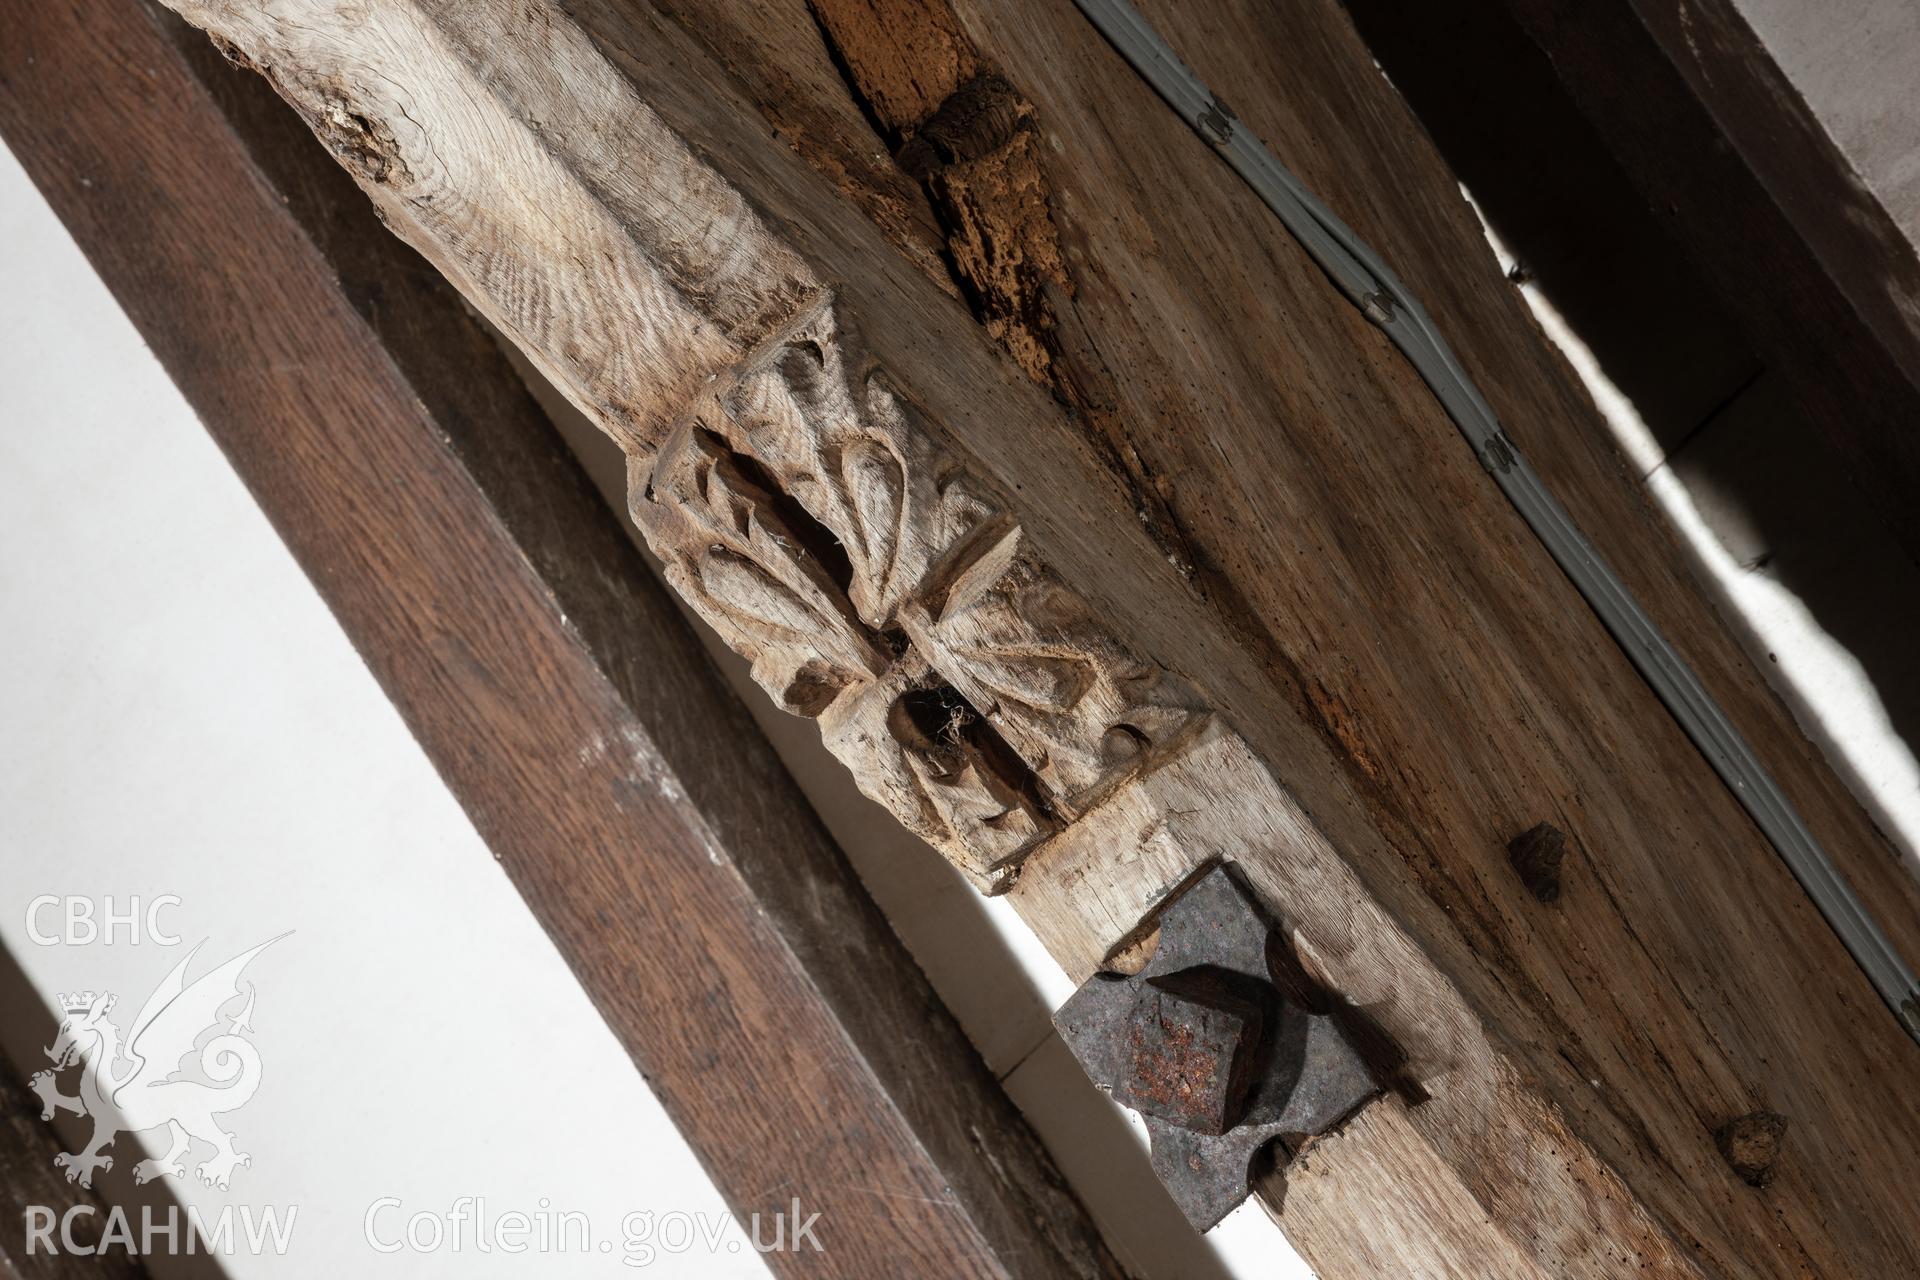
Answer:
130, 0, 1920, 1276
0, 5, 1128, 1276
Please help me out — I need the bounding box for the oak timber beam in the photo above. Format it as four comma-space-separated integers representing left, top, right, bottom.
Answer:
1331, 3, 1920, 881
131, 0, 1920, 1276
0, 5, 1128, 1276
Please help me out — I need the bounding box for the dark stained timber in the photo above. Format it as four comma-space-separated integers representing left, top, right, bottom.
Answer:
0, 5, 1125, 1277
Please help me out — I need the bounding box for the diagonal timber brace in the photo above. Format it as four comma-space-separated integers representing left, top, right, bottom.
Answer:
150, 1, 1920, 1276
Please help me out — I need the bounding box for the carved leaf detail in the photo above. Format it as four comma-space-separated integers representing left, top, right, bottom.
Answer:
907, 552, 1205, 807
813, 661, 1052, 892
713, 305, 1008, 628
636, 425, 883, 717
839, 435, 906, 613
695, 549, 865, 672
947, 646, 1097, 717
900, 752, 1043, 864
638, 298, 1212, 886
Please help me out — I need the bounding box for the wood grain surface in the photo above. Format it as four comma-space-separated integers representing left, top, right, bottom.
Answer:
82, 0, 1920, 1276
0, 5, 1127, 1276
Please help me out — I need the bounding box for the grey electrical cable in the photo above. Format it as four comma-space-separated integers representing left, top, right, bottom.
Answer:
1071, 0, 1920, 1043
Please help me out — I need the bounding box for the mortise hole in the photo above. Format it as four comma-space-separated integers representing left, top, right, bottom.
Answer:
888, 683, 1056, 821
890, 683, 977, 754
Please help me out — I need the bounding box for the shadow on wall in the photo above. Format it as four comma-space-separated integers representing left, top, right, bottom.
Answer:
1345, 0, 1920, 853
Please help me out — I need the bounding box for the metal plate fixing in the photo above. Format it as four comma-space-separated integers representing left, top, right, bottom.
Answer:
1053, 864, 1379, 1230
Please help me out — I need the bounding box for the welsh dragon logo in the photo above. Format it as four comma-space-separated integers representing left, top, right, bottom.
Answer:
30, 936, 284, 1191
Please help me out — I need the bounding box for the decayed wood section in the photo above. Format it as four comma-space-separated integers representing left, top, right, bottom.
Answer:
0, 4, 1129, 1276
140, 0, 1920, 1275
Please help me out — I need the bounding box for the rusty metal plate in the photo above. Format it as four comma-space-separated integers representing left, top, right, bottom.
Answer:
1053, 864, 1379, 1230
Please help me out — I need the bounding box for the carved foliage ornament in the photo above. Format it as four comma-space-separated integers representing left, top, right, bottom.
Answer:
634, 301, 1204, 891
